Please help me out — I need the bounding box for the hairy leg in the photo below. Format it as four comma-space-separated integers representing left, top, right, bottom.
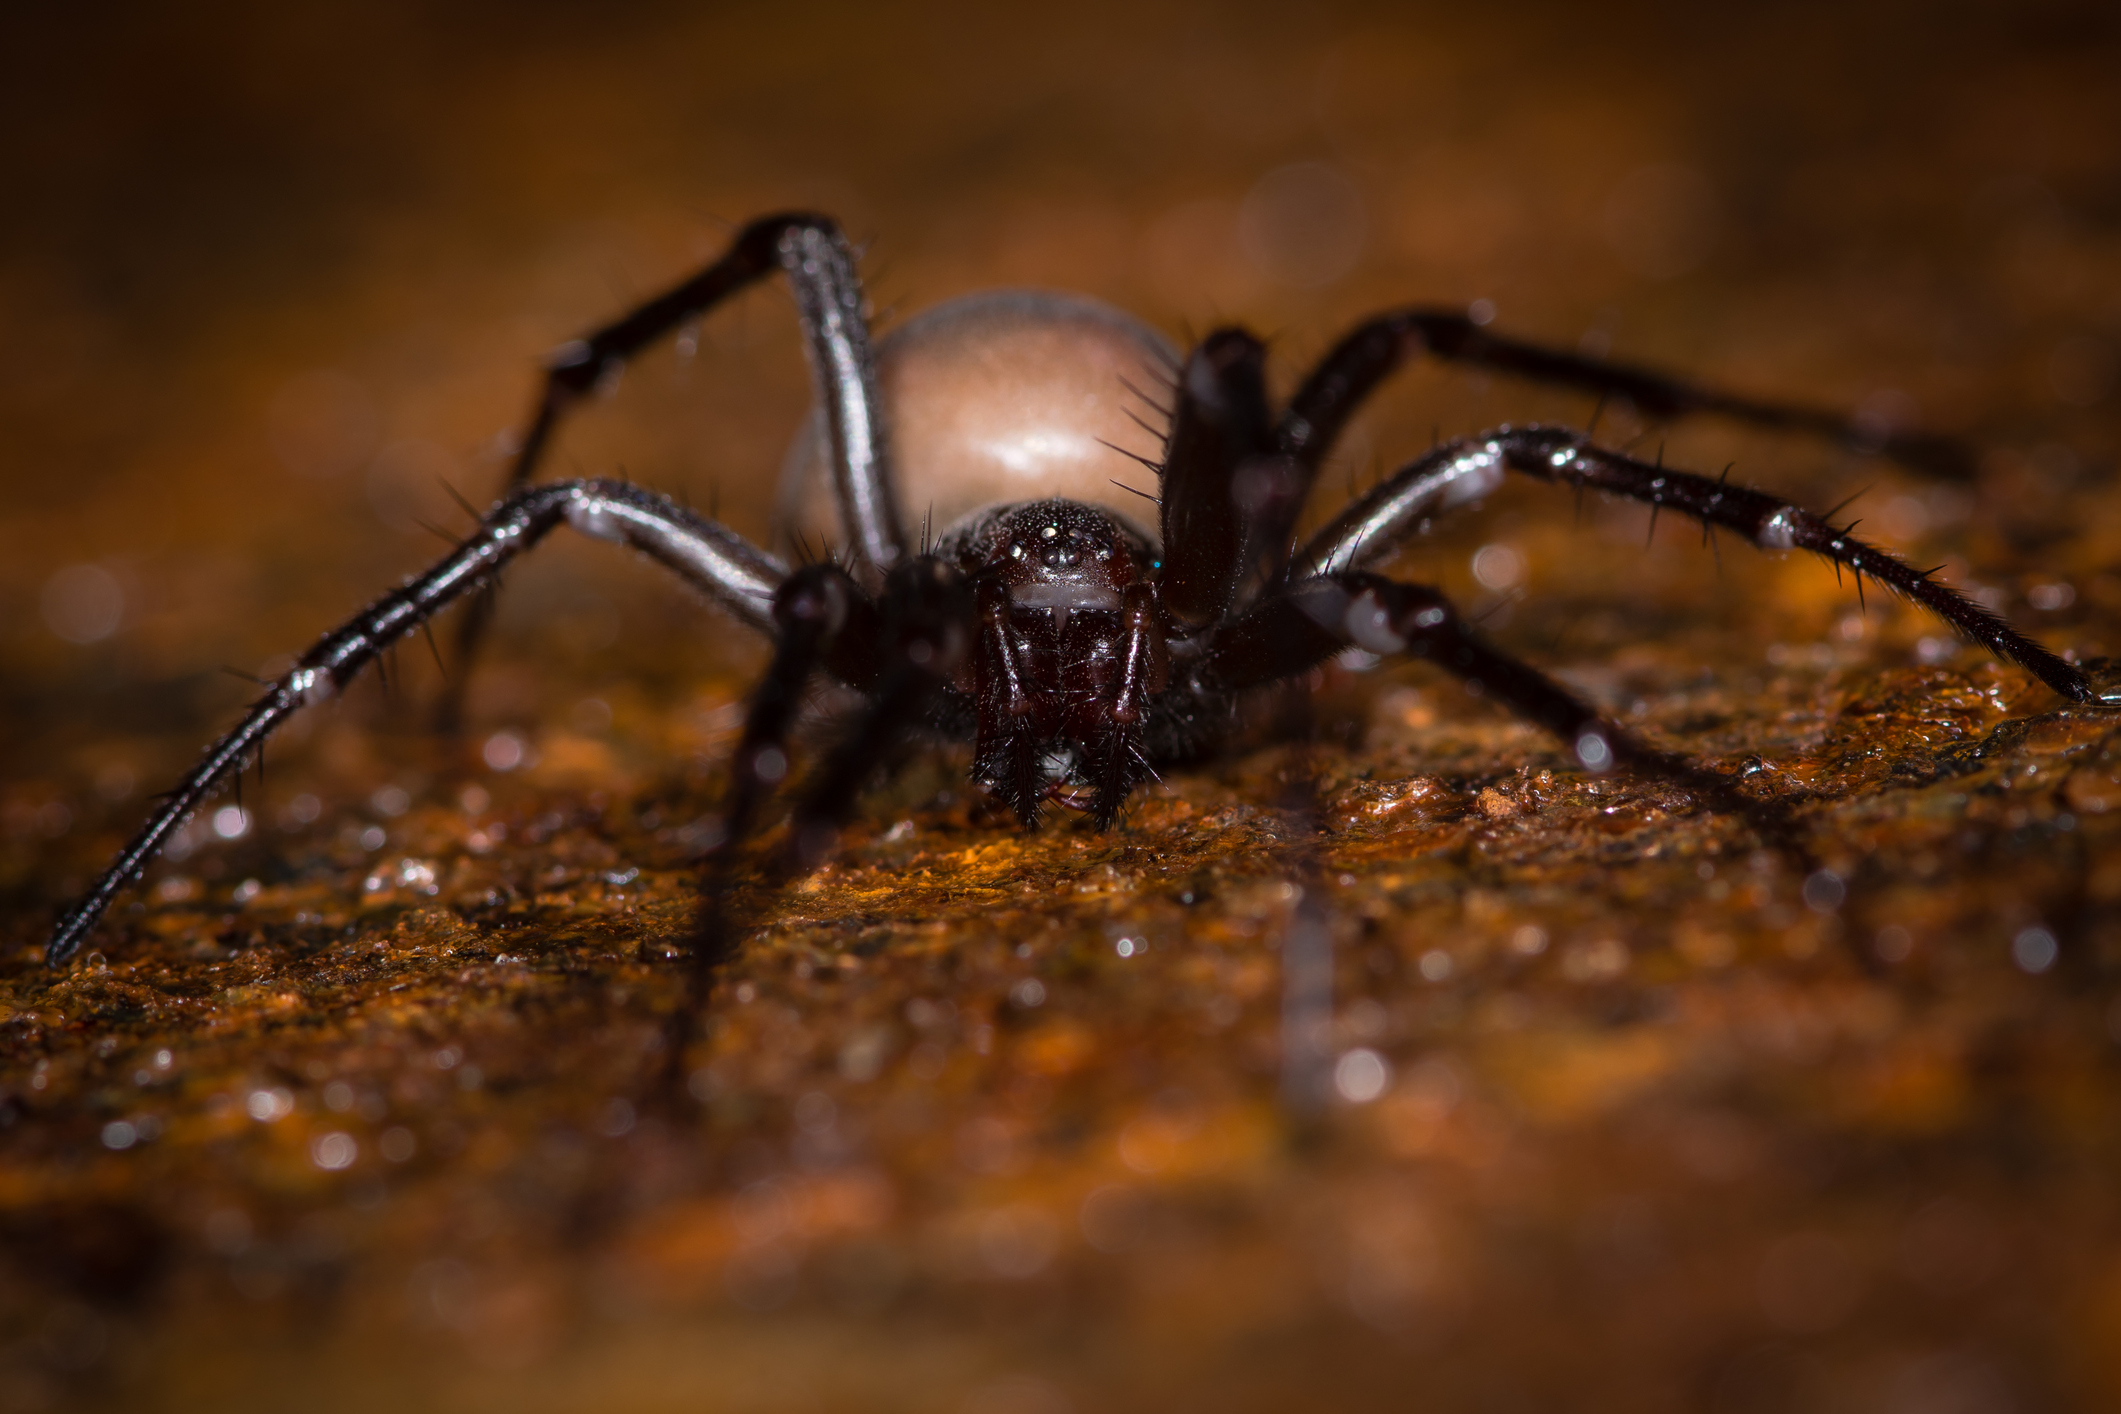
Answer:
1242, 308, 1977, 593
443, 212, 905, 728
1156, 330, 1286, 633
1296, 425, 2102, 705
1198, 571, 1785, 833
48, 479, 786, 966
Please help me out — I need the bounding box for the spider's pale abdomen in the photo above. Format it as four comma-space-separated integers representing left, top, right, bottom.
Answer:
779, 289, 1176, 547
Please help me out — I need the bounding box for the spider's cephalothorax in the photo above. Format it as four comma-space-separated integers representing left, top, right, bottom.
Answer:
939, 499, 1169, 828
45, 211, 2114, 967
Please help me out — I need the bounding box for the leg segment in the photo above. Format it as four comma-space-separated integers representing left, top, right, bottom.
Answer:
716, 563, 880, 850
497, 212, 905, 573
672, 553, 975, 1082
1249, 308, 1976, 591
1297, 425, 2103, 705
1277, 307, 1971, 479
1157, 330, 1290, 633
1199, 573, 1758, 809
47, 479, 789, 966
443, 213, 902, 729
780, 556, 976, 868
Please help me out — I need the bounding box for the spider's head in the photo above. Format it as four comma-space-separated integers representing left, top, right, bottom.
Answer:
939, 499, 1156, 626
941, 499, 1169, 824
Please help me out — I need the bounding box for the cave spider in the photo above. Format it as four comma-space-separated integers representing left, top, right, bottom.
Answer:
45, 212, 2112, 967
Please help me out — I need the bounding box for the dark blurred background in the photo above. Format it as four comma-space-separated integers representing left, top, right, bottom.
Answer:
8, 0, 2117, 719
4, 2, 2121, 1411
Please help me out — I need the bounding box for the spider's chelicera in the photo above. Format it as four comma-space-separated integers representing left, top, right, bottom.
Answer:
45, 213, 2114, 967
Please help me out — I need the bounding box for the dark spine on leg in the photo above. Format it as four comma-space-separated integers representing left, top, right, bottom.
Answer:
1500, 431, 2093, 702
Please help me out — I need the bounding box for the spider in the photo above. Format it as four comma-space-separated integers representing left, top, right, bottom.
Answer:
44, 212, 2112, 968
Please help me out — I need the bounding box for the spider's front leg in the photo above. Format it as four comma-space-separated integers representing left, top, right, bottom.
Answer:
760, 556, 976, 872
1298, 426, 2106, 706
714, 563, 882, 852
1200, 573, 1757, 818
1155, 328, 1288, 631
46, 479, 788, 967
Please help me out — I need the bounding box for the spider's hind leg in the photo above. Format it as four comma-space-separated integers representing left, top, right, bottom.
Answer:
493, 213, 905, 571
1278, 307, 1973, 499
445, 211, 908, 729
1248, 306, 1983, 601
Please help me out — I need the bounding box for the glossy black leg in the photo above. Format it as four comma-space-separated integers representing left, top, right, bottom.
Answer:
1297, 425, 2102, 705
496, 212, 904, 571
1277, 307, 1973, 479
1247, 307, 1978, 593
669, 553, 973, 1092
47, 479, 788, 966
671, 560, 880, 1068
1157, 330, 1285, 633
717, 564, 880, 850
444, 213, 904, 728
1200, 572, 1761, 813
782, 557, 976, 868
